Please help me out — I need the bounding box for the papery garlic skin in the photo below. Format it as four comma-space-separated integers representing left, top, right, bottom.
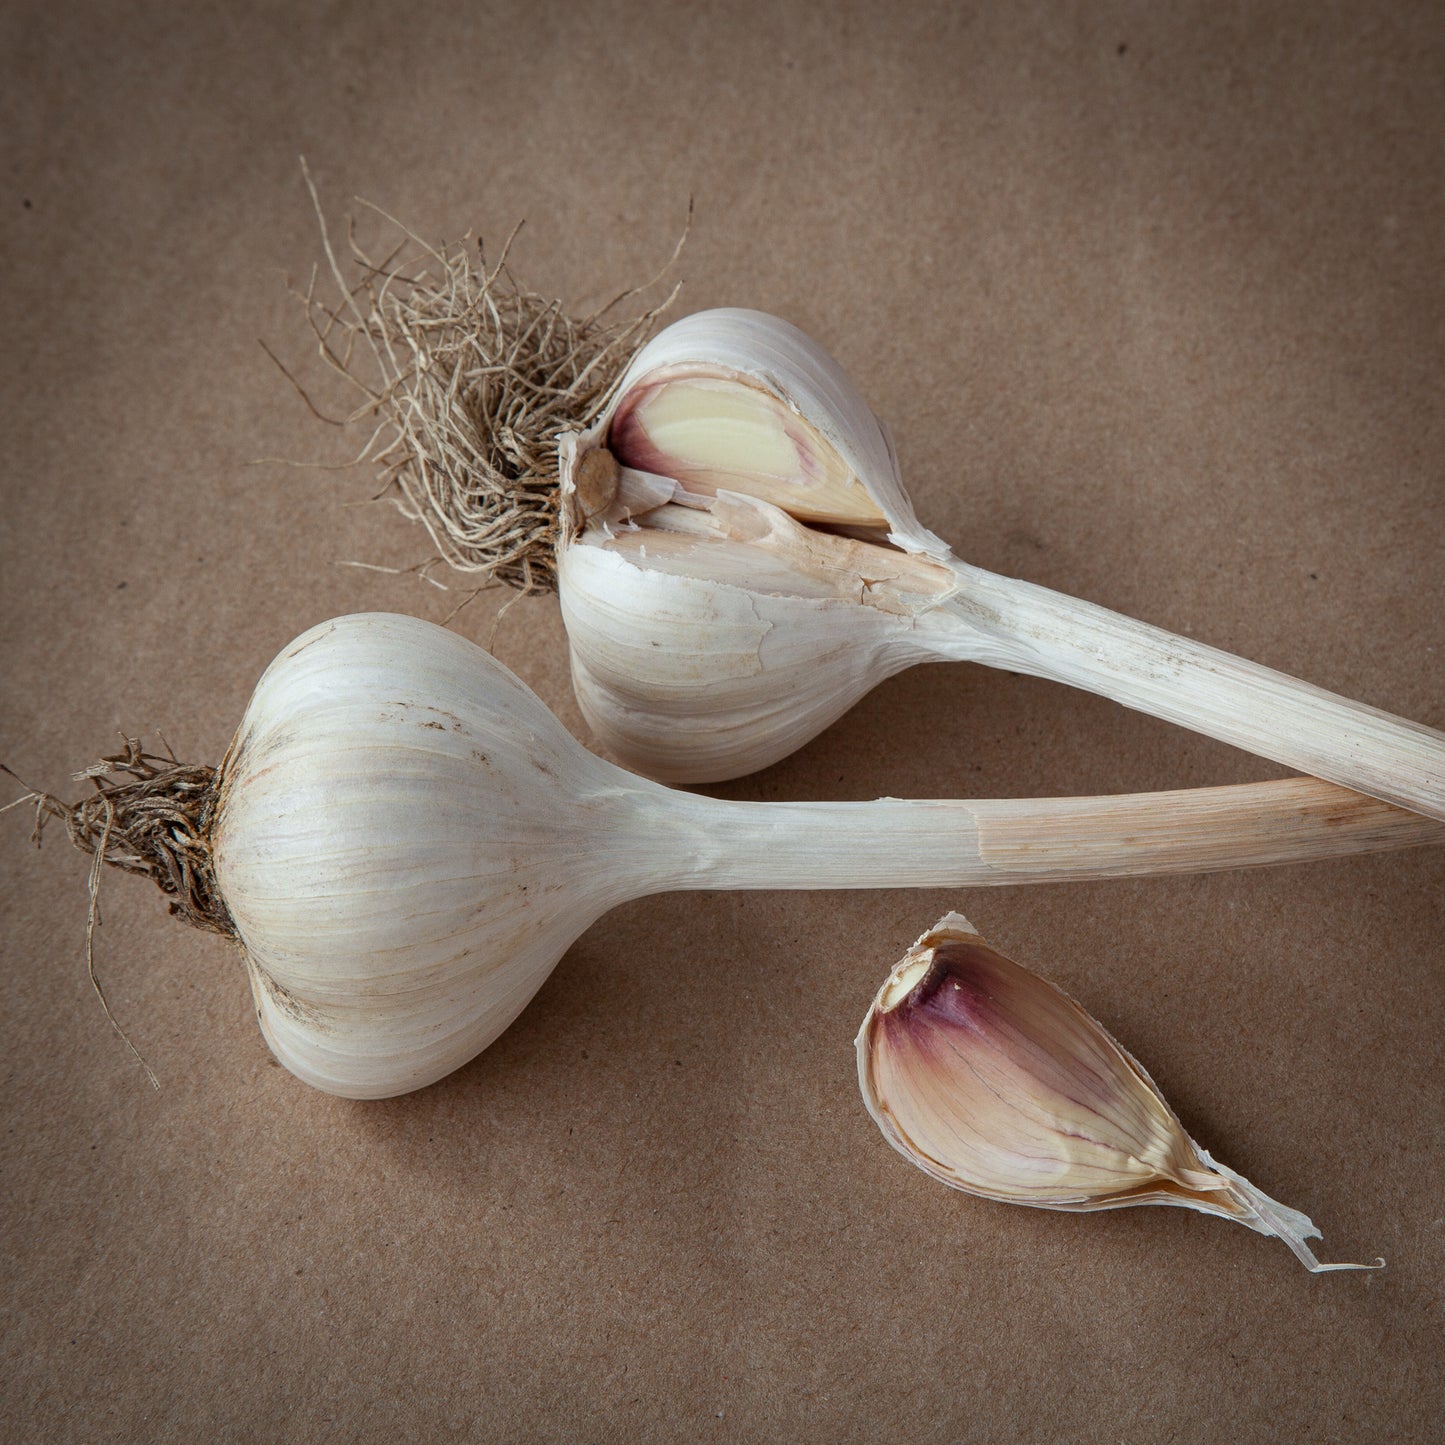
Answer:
558, 487, 984, 783
856, 913, 1382, 1272
562, 540, 921, 784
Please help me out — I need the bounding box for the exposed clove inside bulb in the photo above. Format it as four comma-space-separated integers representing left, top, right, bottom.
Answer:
856, 912, 1383, 1273
557, 309, 1445, 815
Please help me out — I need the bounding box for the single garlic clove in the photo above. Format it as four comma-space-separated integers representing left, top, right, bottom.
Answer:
597, 309, 949, 557
856, 913, 1383, 1273
858, 914, 1208, 1206
609, 365, 889, 527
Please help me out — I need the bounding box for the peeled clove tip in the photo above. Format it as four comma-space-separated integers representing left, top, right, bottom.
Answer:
875, 952, 941, 1013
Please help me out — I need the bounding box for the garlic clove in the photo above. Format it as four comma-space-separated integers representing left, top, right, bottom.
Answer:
595, 309, 950, 557
609, 366, 889, 527
857, 913, 1383, 1273
858, 914, 1207, 1206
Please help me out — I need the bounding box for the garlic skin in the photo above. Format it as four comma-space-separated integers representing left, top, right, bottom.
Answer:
557, 309, 1445, 815
856, 913, 1381, 1272
602, 308, 941, 550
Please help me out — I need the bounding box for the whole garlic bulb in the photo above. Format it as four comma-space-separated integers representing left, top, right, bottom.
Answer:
856, 913, 1381, 1273
557, 309, 1445, 816
31, 613, 1440, 1099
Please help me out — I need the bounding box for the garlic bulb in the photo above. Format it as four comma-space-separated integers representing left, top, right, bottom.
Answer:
557, 309, 1445, 817
31, 614, 1441, 1098
857, 912, 1382, 1273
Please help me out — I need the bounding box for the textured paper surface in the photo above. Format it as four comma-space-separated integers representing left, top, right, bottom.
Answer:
2, 3, 1441, 1440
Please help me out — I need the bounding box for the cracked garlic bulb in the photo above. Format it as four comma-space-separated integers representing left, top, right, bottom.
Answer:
555, 309, 1445, 817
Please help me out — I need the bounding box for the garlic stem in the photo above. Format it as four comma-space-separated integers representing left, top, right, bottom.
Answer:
1191, 1150, 1383, 1274
646, 777, 1439, 891
927, 559, 1445, 822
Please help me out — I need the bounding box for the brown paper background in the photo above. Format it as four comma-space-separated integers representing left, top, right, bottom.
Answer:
3, 3, 1442, 1440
